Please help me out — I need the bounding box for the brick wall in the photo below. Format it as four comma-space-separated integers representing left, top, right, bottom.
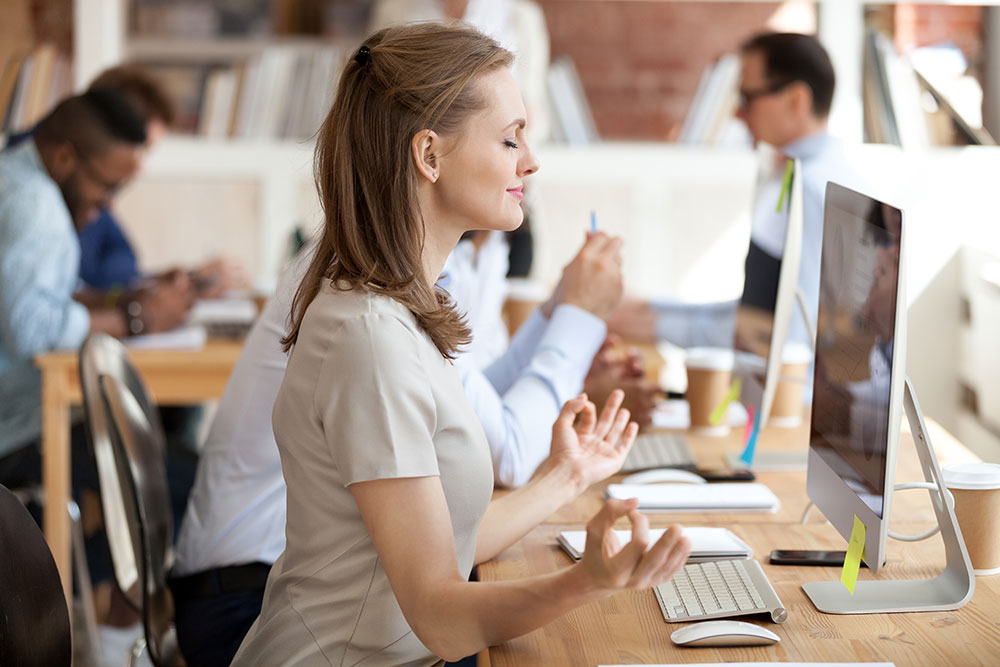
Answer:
535, 1, 784, 140
536, 1, 987, 142
893, 4, 984, 64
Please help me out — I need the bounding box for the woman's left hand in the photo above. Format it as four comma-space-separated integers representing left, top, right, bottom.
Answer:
547, 389, 638, 493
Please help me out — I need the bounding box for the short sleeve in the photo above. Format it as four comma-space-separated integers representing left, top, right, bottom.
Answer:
313, 311, 440, 486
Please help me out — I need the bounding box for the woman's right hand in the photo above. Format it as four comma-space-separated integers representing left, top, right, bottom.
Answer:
579, 498, 690, 592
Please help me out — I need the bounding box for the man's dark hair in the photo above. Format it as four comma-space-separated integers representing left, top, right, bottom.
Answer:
740, 32, 835, 119
88, 65, 176, 126
34, 89, 148, 158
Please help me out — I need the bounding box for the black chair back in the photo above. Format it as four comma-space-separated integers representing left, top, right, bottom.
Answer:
0, 483, 72, 667
79, 333, 182, 667
79, 333, 163, 609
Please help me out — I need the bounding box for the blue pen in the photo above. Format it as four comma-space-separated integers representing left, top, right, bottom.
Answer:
590, 211, 597, 234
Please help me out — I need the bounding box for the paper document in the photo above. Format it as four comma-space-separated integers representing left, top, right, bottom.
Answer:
123, 325, 207, 350
188, 297, 258, 324
606, 483, 780, 513
557, 526, 752, 562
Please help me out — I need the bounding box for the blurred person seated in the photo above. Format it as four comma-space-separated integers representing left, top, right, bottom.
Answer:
609, 32, 864, 367
0, 91, 185, 624
8, 65, 247, 301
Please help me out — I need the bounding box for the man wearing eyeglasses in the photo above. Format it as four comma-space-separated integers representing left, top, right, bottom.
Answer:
0, 90, 191, 480
610, 32, 863, 356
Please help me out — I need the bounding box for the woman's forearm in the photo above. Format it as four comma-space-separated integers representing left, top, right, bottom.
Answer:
475, 461, 580, 563
412, 563, 603, 661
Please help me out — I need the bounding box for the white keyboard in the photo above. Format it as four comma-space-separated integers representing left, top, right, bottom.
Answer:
654, 558, 787, 624
622, 432, 696, 472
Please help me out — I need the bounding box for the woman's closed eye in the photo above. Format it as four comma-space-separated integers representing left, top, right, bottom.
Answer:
503, 138, 519, 149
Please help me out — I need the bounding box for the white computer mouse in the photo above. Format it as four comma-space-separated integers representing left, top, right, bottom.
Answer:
670, 620, 780, 647
621, 469, 706, 485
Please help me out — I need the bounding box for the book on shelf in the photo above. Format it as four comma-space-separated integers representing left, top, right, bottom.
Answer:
861, 30, 992, 148
1, 44, 72, 136
145, 44, 343, 142
678, 53, 741, 146
0, 54, 25, 132
547, 55, 599, 146
200, 69, 239, 139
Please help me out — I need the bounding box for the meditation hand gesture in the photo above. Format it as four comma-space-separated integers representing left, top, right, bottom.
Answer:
544, 389, 637, 493
580, 498, 691, 591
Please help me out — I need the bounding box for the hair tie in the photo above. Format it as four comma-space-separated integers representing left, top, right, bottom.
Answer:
354, 45, 371, 66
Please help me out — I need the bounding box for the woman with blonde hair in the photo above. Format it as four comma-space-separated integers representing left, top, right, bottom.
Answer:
232, 23, 689, 666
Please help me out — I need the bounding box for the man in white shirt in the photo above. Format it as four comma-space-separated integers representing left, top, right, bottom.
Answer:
610, 32, 864, 356
170, 232, 622, 666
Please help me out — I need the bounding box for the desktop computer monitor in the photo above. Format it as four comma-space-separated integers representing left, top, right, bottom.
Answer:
805, 181, 905, 574
732, 158, 809, 429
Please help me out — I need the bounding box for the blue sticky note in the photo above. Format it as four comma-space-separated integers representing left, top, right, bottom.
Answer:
739, 408, 762, 466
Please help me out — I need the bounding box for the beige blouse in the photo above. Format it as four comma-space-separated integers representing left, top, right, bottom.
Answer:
232, 283, 494, 666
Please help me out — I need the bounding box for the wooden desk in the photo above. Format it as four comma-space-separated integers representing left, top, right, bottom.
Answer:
35, 341, 242, 600
481, 421, 995, 665
480, 522, 1000, 665
544, 421, 980, 528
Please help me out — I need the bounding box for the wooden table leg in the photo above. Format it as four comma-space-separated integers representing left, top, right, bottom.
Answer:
42, 369, 72, 603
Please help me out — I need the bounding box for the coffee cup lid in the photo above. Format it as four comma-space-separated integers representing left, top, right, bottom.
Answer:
942, 462, 1000, 490
782, 342, 814, 364
685, 347, 734, 371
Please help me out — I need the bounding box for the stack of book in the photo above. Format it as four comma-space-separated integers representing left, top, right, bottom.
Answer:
863, 29, 995, 147
678, 53, 742, 146
145, 45, 345, 141
0, 44, 73, 137
547, 56, 599, 146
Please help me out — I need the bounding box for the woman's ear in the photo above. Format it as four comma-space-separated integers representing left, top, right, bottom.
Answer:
411, 129, 440, 183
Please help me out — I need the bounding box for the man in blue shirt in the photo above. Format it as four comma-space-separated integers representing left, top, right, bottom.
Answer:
9, 65, 246, 295
0, 89, 194, 473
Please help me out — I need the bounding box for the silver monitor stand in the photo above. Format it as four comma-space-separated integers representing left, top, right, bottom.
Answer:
802, 377, 975, 614
726, 287, 817, 471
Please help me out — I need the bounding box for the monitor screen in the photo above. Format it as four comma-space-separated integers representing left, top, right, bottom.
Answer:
809, 193, 902, 518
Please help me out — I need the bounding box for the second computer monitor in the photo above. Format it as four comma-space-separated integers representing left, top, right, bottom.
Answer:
733, 158, 805, 428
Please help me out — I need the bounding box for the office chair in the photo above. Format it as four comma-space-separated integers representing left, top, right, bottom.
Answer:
0, 483, 72, 667
79, 333, 184, 667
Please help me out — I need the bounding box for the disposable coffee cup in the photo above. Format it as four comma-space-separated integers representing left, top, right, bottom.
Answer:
942, 462, 1000, 575
685, 347, 735, 436
769, 342, 813, 428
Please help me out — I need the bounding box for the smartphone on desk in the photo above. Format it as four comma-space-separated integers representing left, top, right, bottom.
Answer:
694, 467, 756, 482
769, 549, 869, 568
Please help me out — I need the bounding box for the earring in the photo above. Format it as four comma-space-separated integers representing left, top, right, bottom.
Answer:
432, 172, 439, 181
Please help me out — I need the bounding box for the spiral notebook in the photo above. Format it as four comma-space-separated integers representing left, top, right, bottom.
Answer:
557, 526, 752, 563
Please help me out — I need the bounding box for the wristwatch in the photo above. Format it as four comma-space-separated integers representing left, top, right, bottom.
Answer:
121, 299, 144, 335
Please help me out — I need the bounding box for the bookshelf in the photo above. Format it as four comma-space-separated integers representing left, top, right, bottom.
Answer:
72, 0, 352, 284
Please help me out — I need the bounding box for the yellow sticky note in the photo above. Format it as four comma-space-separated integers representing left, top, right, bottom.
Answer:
841, 514, 866, 595
776, 158, 794, 213
709, 378, 740, 426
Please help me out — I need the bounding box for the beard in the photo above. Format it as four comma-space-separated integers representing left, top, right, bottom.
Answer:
57, 170, 96, 230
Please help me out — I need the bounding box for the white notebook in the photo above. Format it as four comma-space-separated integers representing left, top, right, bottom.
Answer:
606, 483, 780, 513
557, 526, 752, 563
